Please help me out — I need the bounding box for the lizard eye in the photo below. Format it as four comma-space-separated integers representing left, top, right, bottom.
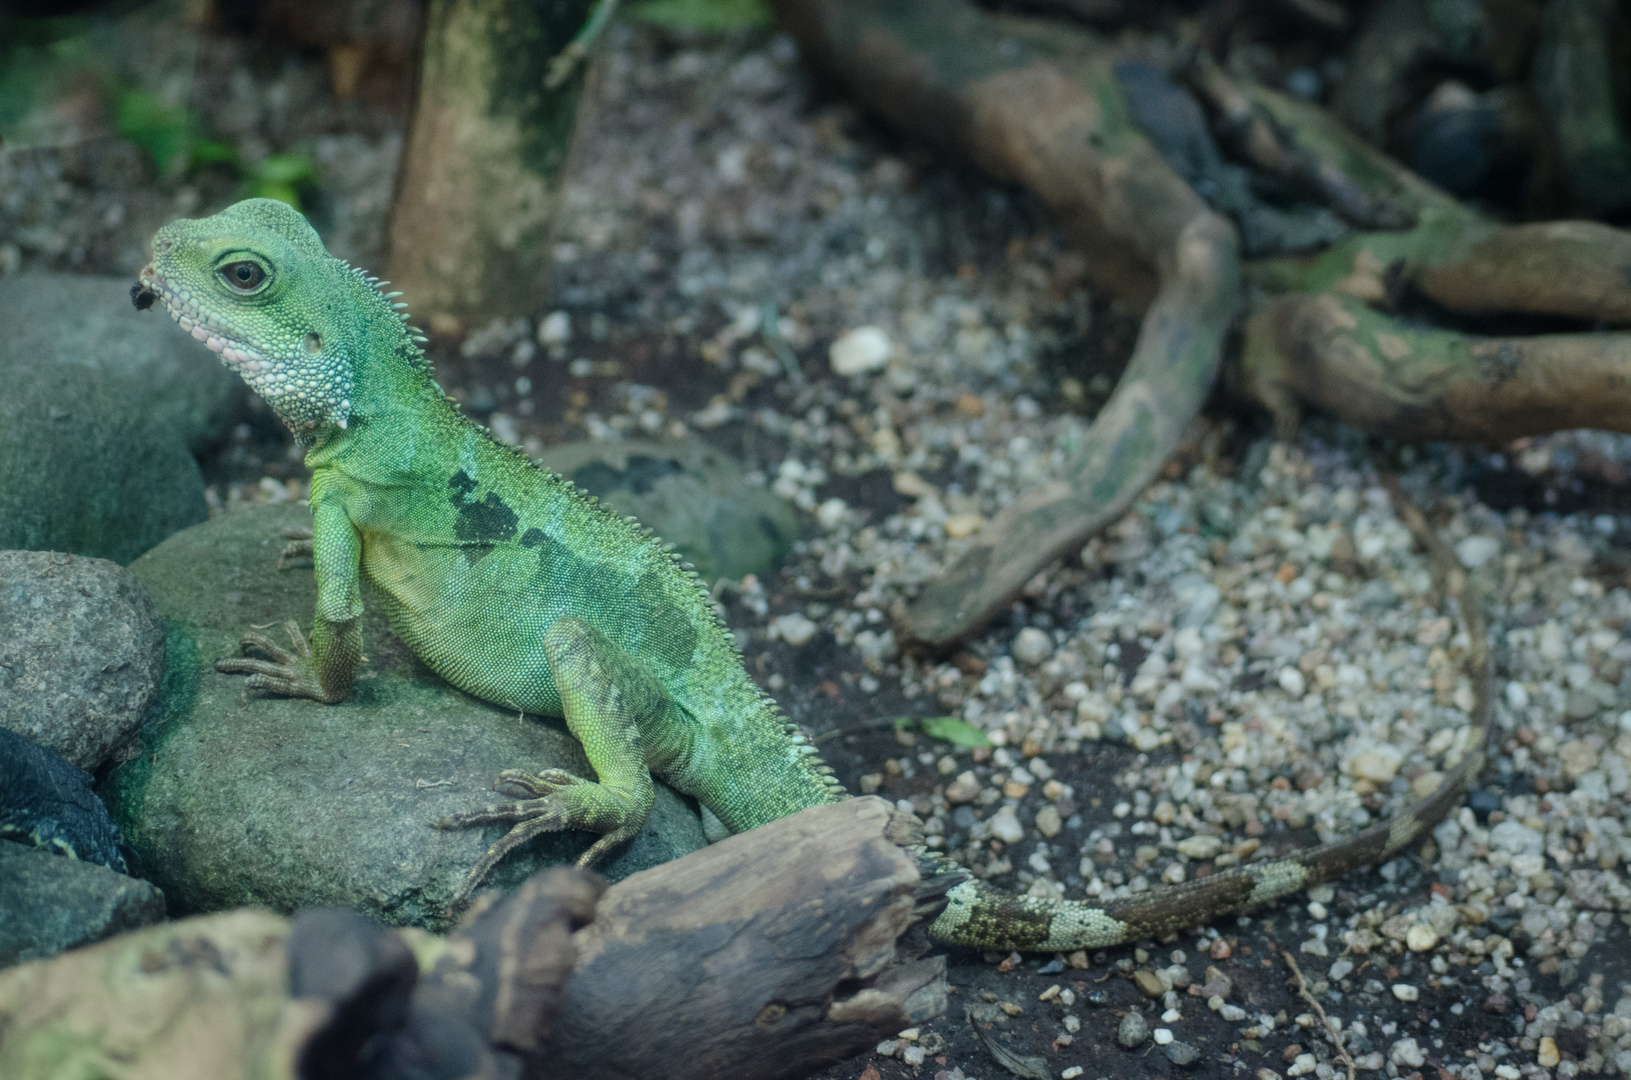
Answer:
221, 261, 266, 291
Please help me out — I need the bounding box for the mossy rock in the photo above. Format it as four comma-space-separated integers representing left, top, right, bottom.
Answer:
536, 436, 799, 584
0, 273, 244, 564
105, 503, 705, 930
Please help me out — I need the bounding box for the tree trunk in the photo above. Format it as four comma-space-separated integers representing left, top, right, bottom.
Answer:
385, 0, 595, 332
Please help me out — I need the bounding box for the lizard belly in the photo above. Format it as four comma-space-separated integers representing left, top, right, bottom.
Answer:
360, 532, 565, 716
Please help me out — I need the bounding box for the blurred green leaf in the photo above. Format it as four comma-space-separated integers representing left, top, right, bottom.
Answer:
243, 153, 318, 208
910, 715, 991, 748
629, 0, 771, 31
188, 137, 237, 168
115, 88, 192, 174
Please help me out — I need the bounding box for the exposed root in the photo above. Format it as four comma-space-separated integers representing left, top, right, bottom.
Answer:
772, 0, 1241, 645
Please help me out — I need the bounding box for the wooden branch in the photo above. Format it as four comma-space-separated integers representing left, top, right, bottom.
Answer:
772, 0, 1241, 646
1242, 292, 1631, 441
540, 797, 952, 1080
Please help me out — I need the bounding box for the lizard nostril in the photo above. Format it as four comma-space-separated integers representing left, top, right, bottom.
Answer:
304, 332, 322, 354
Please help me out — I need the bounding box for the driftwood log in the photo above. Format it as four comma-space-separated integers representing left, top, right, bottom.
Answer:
0, 798, 950, 1080
772, 0, 1240, 647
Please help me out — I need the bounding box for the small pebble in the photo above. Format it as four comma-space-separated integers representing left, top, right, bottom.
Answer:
1537, 1037, 1560, 1068
1389, 1037, 1425, 1068
1035, 804, 1062, 837
771, 612, 818, 647
1176, 835, 1222, 859
1061, 1069, 1084, 1080
988, 805, 1025, 844
1153, 1028, 1173, 1045
1163, 1040, 1200, 1067
944, 771, 981, 804
1391, 984, 1419, 1002
1405, 924, 1439, 952
1012, 626, 1053, 665
1133, 970, 1169, 997
1455, 534, 1499, 568
828, 325, 891, 374
1117, 1010, 1151, 1047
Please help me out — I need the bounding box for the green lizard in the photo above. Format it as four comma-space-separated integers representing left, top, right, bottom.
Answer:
134, 198, 1491, 951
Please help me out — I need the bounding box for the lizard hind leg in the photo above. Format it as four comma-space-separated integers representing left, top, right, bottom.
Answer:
438, 616, 661, 911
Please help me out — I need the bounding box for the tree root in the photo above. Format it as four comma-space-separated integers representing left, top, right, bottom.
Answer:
772, 0, 1631, 646
772, 0, 1239, 646
1243, 292, 1631, 442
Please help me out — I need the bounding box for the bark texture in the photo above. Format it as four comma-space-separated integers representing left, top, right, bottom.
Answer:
385, 0, 594, 330
542, 797, 951, 1080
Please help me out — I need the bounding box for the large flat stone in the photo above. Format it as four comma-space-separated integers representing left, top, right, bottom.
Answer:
106, 503, 705, 931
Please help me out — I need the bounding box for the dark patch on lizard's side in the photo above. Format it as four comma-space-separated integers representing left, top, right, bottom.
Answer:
633, 570, 700, 666
448, 470, 520, 561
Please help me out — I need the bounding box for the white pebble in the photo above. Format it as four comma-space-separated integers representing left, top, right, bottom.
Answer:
1177, 835, 1222, 859
1061, 1069, 1084, 1079
1455, 535, 1499, 568
1277, 667, 1307, 697
1153, 1028, 1174, 1045
1012, 626, 1054, 665
816, 497, 848, 530
1389, 1037, 1425, 1067
537, 310, 571, 345
1505, 681, 1530, 710
1406, 924, 1439, 952
1391, 984, 1419, 1002
771, 612, 819, 647
988, 805, 1025, 844
828, 325, 892, 374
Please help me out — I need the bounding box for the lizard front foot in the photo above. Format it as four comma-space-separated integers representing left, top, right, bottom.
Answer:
438, 768, 644, 910
216, 620, 341, 702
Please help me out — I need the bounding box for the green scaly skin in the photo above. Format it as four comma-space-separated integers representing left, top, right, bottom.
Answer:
136, 199, 1490, 950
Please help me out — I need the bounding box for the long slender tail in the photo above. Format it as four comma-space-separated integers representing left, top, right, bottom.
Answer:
928, 478, 1491, 950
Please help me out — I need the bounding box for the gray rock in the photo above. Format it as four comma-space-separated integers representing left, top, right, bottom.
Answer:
106, 503, 706, 931
1117, 1009, 1151, 1048
0, 551, 166, 771
0, 840, 165, 966
535, 437, 798, 584
1162, 1040, 1201, 1066
0, 273, 243, 564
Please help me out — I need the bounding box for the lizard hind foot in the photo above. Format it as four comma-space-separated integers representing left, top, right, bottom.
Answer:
438, 767, 641, 911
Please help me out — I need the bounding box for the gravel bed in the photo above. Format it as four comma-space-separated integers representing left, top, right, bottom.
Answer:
5, 12, 1630, 1080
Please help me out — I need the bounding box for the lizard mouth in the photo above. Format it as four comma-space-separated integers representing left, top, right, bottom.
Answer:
137, 264, 273, 374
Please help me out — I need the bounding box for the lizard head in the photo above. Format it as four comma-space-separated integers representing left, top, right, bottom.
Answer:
137, 198, 369, 440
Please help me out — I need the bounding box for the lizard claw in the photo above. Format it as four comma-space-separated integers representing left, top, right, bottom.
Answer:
274, 526, 315, 569
439, 768, 637, 911
216, 620, 327, 700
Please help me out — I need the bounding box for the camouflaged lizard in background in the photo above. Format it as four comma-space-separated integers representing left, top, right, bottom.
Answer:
134, 198, 1492, 951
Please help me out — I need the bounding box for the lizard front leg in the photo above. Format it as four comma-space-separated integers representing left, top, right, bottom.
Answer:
217, 500, 363, 703
439, 616, 676, 910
